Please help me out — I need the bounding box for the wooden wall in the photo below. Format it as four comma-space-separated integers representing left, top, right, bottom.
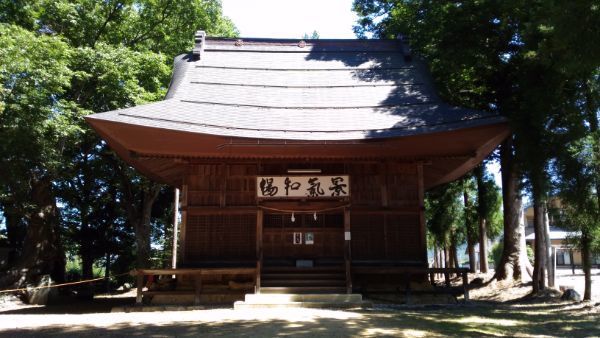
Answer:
182, 161, 423, 267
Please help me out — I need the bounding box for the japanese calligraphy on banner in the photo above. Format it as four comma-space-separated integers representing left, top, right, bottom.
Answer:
256, 176, 350, 198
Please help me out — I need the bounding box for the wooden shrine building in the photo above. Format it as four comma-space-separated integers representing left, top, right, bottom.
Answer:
86, 32, 509, 301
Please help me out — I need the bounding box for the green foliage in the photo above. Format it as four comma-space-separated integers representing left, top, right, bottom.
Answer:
0, 0, 237, 283
303, 30, 320, 39
353, 1, 600, 288
490, 240, 533, 268
65, 255, 106, 280
426, 180, 465, 247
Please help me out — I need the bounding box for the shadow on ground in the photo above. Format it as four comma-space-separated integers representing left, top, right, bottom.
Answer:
1, 300, 598, 337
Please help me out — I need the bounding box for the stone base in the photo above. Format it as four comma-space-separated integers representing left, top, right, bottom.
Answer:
148, 292, 246, 305
111, 305, 205, 313
234, 293, 372, 309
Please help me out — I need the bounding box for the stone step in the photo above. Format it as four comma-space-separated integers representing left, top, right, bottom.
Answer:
233, 301, 372, 310
245, 293, 363, 303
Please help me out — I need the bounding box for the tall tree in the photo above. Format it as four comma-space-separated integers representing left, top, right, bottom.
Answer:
354, 0, 523, 279
0, 24, 76, 288
1, 0, 238, 291
462, 176, 478, 272
352, 2, 600, 295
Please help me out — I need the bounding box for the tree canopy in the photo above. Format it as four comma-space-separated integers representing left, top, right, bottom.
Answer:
0, 0, 237, 292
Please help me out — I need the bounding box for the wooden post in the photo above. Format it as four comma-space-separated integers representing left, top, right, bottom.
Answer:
256, 208, 263, 293
417, 163, 427, 264
344, 207, 352, 294
136, 272, 144, 305
444, 271, 450, 288
405, 272, 412, 305
179, 185, 188, 263
172, 188, 180, 269
193, 273, 202, 305
462, 271, 469, 302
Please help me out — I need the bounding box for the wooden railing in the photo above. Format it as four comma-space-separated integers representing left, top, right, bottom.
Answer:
352, 266, 470, 303
132, 267, 257, 305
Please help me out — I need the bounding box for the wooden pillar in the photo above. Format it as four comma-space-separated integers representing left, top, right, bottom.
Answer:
256, 208, 263, 293
193, 274, 202, 305
172, 188, 180, 269
417, 163, 427, 265
344, 207, 352, 294
179, 185, 188, 263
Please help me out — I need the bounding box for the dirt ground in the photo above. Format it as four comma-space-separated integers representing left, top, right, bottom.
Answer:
0, 272, 599, 337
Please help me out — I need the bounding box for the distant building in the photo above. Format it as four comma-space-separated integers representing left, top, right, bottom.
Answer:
523, 203, 600, 267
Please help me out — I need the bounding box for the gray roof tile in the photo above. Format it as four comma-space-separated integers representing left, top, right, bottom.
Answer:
88, 37, 505, 141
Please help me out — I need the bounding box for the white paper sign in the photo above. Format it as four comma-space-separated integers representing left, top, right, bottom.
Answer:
305, 232, 314, 245
293, 232, 302, 245
257, 175, 350, 198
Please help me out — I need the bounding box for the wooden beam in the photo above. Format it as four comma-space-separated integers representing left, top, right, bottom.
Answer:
135, 267, 257, 275
185, 206, 258, 215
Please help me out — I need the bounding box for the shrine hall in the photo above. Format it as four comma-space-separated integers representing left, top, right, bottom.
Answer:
86, 32, 509, 306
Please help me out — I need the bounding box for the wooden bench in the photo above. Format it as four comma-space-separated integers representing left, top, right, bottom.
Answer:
352, 266, 470, 304
132, 268, 257, 305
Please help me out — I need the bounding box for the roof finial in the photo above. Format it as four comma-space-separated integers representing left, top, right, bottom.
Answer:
193, 31, 206, 60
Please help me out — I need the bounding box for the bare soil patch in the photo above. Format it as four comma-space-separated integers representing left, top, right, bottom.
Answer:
1, 278, 598, 337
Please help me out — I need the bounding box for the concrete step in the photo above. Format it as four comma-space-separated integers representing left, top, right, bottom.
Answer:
245, 293, 363, 303
235, 293, 371, 309
234, 301, 372, 310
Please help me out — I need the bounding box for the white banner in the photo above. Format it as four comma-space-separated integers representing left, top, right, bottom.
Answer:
257, 175, 350, 198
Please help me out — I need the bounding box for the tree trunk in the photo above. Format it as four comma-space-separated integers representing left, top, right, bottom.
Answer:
0, 177, 65, 289
444, 246, 450, 269
79, 224, 94, 299
467, 243, 476, 273
544, 210, 555, 287
475, 165, 489, 273
496, 137, 523, 280
581, 230, 592, 300
463, 188, 477, 272
532, 198, 547, 294
478, 218, 489, 273
451, 242, 459, 270
130, 184, 161, 269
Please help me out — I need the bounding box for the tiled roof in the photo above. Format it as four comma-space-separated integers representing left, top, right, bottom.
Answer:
87, 35, 505, 141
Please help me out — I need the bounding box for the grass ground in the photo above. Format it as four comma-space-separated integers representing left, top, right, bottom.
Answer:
0, 273, 598, 337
